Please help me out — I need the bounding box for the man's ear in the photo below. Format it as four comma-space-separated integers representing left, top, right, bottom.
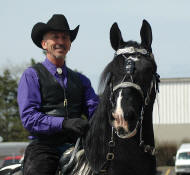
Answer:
41, 40, 47, 50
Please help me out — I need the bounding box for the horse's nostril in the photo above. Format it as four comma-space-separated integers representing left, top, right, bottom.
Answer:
125, 116, 133, 122
118, 127, 127, 135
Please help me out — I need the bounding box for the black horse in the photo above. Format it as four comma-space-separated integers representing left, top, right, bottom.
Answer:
71, 20, 159, 175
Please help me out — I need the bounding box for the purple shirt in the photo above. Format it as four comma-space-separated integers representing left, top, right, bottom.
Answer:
17, 58, 99, 136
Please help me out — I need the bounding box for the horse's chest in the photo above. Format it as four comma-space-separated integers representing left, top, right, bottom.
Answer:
108, 145, 153, 175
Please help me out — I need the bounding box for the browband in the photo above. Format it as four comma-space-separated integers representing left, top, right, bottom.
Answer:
115, 47, 148, 56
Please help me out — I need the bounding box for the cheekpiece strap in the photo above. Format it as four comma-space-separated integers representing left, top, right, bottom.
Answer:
154, 73, 160, 93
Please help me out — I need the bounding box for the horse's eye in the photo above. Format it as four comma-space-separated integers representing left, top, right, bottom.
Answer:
113, 100, 117, 106
112, 98, 116, 105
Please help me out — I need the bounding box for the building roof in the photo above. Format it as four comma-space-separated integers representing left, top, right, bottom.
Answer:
161, 77, 190, 83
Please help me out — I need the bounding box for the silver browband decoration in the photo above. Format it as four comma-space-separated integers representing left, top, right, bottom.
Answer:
113, 82, 144, 98
115, 47, 148, 56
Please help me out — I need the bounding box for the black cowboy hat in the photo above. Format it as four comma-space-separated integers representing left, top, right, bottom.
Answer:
31, 14, 79, 48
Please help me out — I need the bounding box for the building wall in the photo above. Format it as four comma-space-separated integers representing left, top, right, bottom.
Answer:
152, 78, 190, 144
154, 124, 190, 144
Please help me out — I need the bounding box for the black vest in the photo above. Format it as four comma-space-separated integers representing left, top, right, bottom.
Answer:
33, 63, 84, 118
32, 63, 85, 144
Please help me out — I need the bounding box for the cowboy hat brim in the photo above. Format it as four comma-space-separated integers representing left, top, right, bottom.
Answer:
31, 22, 79, 48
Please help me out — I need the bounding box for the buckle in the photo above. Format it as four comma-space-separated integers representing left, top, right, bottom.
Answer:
99, 169, 107, 173
106, 153, 114, 160
144, 145, 151, 152
144, 145, 156, 156
108, 141, 115, 147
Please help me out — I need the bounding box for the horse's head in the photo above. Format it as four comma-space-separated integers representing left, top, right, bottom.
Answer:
99, 20, 159, 139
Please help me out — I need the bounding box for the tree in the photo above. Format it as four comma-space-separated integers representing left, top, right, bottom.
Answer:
0, 69, 29, 141
30, 58, 36, 67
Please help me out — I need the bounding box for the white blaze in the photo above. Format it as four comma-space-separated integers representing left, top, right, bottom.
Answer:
114, 90, 124, 117
112, 90, 131, 135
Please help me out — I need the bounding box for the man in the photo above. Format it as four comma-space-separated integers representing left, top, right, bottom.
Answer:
17, 14, 99, 175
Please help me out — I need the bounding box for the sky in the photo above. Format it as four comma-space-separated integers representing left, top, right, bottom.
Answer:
1, 0, 190, 91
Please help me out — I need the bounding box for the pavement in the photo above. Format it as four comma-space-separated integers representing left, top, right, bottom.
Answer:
157, 166, 175, 175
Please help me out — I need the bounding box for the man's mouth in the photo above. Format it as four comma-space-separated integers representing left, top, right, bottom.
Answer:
55, 45, 66, 50
55, 49, 65, 53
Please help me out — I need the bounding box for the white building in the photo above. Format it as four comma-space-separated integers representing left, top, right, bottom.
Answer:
153, 77, 190, 144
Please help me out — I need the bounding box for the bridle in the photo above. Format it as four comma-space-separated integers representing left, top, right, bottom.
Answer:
106, 47, 159, 163
95, 46, 160, 174
108, 46, 159, 154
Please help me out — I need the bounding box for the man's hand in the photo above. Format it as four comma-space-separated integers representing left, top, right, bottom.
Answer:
62, 118, 89, 137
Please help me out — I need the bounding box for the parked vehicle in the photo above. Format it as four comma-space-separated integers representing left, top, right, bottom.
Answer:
1, 155, 22, 168
175, 143, 190, 175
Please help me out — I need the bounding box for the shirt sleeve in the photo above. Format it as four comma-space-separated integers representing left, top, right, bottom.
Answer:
17, 67, 64, 135
77, 73, 99, 119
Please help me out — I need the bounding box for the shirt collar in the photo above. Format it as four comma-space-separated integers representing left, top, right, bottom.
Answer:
42, 58, 67, 76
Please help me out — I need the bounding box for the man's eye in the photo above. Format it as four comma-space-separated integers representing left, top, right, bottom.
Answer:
62, 36, 69, 40
52, 35, 59, 39
62, 36, 66, 40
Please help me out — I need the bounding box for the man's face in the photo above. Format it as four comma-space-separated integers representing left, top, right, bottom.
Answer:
41, 31, 71, 60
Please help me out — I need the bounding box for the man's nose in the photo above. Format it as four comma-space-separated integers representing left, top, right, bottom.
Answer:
57, 37, 65, 44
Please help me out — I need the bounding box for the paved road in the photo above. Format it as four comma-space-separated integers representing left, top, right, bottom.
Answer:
157, 166, 175, 175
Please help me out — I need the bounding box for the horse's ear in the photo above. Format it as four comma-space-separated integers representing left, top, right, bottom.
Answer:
140, 20, 152, 52
110, 23, 124, 51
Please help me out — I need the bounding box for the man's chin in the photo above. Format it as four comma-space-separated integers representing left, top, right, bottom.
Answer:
55, 55, 65, 60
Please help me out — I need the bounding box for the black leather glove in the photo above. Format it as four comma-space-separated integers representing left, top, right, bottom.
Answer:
62, 118, 89, 137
